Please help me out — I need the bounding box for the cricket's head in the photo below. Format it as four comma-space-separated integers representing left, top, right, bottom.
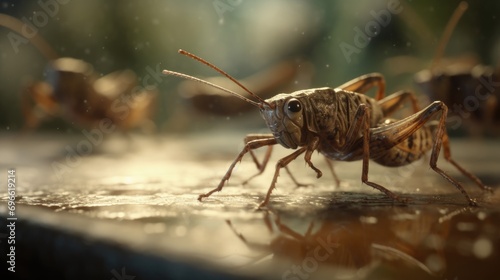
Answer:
259, 94, 306, 149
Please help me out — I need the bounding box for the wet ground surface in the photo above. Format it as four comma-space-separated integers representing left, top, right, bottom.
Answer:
0, 132, 499, 279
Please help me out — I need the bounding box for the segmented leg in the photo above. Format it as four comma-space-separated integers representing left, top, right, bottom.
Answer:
241, 145, 273, 185
285, 157, 340, 188
259, 148, 307, 208
327, 103, 405, 201
337, 73, 386, 100
439, 133, 493, 193
355, 105, 407, 202
428, 104, 481, 206
198, 135, 277, 201
259, 137, 321, 208
242, 135, 309, 187
21, 81, 58, 130
293, 157, 340, 188
284, 166, 311, 188
225, 220, 271, 253
324, 158, 341, 187
378, 90, 421, 116
428, 103, 492, 201
226, 212, 312, 248
370, 101, 490, 206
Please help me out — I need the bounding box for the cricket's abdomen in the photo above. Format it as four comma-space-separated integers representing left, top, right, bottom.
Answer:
371, 119, 435, 166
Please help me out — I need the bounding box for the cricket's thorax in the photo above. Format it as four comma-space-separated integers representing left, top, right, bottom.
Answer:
260, 87, 383, 157
308, 88, 383, 160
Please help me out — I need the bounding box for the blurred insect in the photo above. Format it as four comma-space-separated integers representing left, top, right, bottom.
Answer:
163, 49, 491, 208
385, 2, 499, 136
416, 64, 500, 136
0, 13, 157, 132
413, 2, 500, 136
178, 58, 314, 116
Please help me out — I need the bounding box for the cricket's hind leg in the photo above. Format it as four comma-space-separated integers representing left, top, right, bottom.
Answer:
370, 101, 490, 206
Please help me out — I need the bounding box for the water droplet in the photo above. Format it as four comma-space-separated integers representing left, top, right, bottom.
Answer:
175, 225, 187, 237
425, 234, 444, 250
425, 254, 444, 272
143, 223, 166, 234
477, 211, 487, 220
473, 237, 493, 259
359, 216, 377, 224
456, 222, 476, 232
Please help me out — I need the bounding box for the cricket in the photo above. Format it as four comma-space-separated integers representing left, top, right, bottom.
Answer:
163, 49, 492, 208
0, 13, 156, 133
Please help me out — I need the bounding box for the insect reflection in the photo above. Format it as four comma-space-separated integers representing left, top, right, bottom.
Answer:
225, 209, 453, 279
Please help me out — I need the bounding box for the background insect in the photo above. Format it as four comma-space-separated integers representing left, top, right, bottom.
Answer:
383, 2, 499, 136
0, 13, 157, 133
178, 58, 314, 116
412, 2, 500, 136
163, 49, 491, 208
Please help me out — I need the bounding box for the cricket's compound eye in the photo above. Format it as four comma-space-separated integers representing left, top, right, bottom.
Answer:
286, 98, 302, 113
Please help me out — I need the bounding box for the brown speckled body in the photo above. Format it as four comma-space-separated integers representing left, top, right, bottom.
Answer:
260, 87, 435, 167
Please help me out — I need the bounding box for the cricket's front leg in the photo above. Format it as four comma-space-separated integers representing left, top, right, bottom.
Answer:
242, 134, 275, 185
259, 137, 321, 208
259, 147, 307, 208
198, 134, 277, 201
244, 134, 313, 188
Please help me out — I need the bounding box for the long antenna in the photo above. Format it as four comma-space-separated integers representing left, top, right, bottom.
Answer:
430, 1, 469, 71
175, 49, 272, 107
0, 13, 59, 60
162, 69, 262, 107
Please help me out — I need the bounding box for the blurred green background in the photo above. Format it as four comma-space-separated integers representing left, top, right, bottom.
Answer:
0, 0, 499, 134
